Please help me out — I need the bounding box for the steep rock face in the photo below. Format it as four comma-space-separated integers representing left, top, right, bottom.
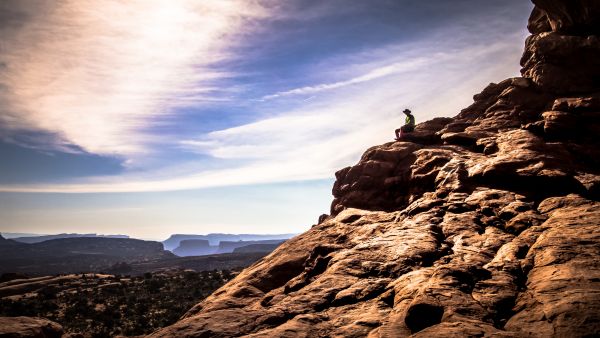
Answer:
531, 0, 600, 35
522, 0, 600, 93
150, 1, 600, 337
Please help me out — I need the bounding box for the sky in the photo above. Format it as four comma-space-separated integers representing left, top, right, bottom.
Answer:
0, 0, 533, 240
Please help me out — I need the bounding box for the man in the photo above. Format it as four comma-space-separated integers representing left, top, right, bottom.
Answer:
395, 109, 415, 140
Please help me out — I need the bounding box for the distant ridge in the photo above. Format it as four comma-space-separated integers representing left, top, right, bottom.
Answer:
7, 233, 129, 244
172, 239, 287, 257
162, 233, 296, 251
0, 237, 173, 275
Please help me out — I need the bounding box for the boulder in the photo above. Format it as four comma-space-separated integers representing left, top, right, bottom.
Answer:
542, 110, 577, 138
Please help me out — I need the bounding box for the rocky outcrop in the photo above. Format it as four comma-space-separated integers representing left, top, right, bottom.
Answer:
150, 1, 600, 337
522, 0, 600, 93
531, 0, 600, 35
0, 317, 63, 338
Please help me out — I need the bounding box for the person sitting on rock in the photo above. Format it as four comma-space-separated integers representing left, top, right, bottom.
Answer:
395, 108, 415, 140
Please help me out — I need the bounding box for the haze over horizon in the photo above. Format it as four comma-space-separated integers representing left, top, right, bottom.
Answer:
0, 0, 533, 239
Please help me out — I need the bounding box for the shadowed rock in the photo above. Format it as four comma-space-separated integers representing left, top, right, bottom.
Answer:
0, 317, 63, 338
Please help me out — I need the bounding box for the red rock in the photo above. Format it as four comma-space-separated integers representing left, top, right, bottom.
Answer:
504, 195, 600, 336
0, 317, 63, 338
520, 33, 600, 93
532, 0, 600, 35
528, 6, 552, 34
542, 110, 577, 138
552, 92, 600, 112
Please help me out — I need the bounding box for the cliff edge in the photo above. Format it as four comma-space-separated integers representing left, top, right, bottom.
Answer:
150, 1, 600, 337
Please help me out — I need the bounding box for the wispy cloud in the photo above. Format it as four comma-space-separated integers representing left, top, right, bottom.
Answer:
260, 58, 429, 100
0, 24, 526, 193
0, 0, 266, 155
0, 0, 534, 194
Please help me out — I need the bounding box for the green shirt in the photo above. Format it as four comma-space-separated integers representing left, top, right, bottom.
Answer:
405, 114, 415, 126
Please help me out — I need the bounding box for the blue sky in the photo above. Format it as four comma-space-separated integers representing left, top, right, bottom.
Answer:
0, 0, 532, 239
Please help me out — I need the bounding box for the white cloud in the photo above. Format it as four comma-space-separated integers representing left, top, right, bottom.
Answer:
0, 25, 526, 193
261, 58, 429, 100
0, 0, 267, 155
0, 32, 520, 192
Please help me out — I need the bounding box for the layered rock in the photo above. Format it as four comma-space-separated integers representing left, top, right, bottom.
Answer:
150, 1, 600, 337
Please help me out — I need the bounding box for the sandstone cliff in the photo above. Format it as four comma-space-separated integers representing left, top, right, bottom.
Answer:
150, 1, 600, 337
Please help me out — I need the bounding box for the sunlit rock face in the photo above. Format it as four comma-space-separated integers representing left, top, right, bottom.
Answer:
149, 1, 600, 337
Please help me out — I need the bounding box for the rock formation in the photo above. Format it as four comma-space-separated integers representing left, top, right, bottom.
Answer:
0, 317, 63, 338
149, 1, 599, 337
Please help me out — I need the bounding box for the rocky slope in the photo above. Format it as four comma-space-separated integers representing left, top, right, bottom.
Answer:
149, 1, 600, 337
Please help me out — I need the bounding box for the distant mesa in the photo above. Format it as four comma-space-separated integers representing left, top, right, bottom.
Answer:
0, 232, 292, 277
163, 233, 296, 252
0, 237, 174, 275
171, 238, 287, 257
0, 235, 24, 248
8, 233, 129, 244
173, 239, 215, 256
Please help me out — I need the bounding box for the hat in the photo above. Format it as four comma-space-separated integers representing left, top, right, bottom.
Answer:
403, 109, 412, 113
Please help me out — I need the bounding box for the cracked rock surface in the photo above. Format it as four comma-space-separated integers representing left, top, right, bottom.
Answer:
150, 1, 599, 337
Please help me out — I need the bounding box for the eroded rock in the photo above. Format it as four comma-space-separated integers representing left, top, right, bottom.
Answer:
532, 0, 600, 35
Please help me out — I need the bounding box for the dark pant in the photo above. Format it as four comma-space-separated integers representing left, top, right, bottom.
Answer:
395, 125, 415, 139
